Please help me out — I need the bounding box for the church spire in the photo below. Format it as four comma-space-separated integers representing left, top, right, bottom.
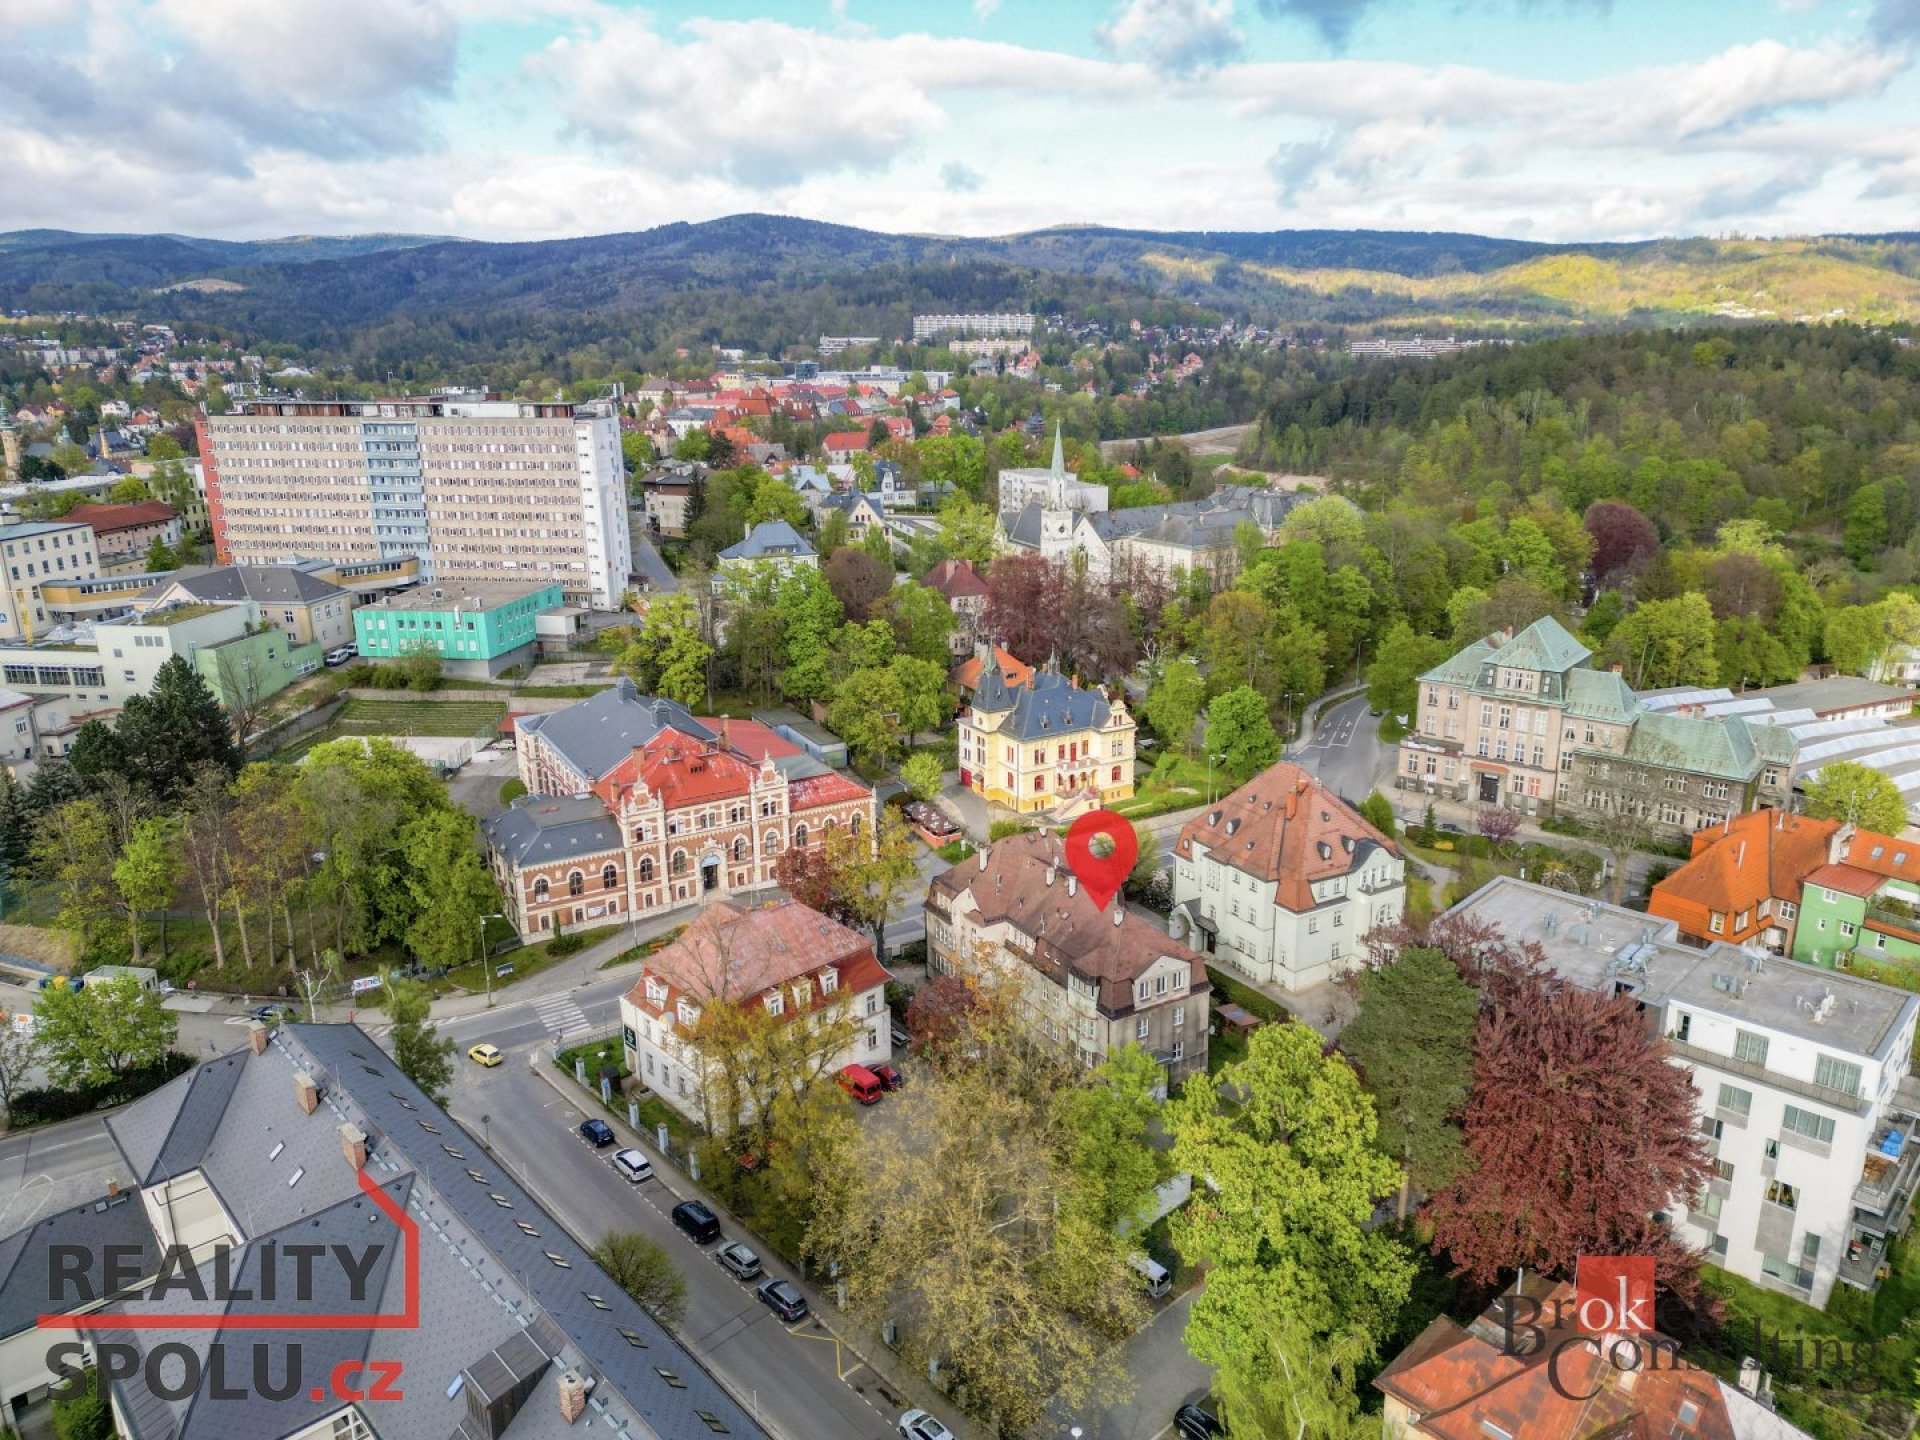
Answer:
1050, 421, 1065, 475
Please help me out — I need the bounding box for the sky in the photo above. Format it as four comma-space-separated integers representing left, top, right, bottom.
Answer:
5, 0, 1919, 244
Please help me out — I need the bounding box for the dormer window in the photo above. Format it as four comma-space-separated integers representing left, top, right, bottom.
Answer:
792, 977, 812, 1008
677, 998, 699, 1027
764, 991, 784, 1017
820, 968, 838, 995
645, 977, 667, 1007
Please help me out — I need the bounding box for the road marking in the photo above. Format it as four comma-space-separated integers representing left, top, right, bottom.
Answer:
532, 993, 591, 1039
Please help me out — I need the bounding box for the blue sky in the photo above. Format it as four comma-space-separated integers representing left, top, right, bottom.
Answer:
4, 0, 1917, 242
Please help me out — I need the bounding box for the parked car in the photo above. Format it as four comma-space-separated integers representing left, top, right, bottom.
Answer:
248, 1002, 291, 1022
324, 647, 355, 667
671, 1200, 721, 1245
836, 1064, 884, 1105
1174, 1403, 1225, 1440
1437, 820, 1465, 834
466, 1043, 503, 1067
871, 1064, 904, 1092
755, 1278, 808, 1323
578, 1118, 615, 1148
611, 1148, 653, 1183
890, 1020, 912, 1051
714, 1241, 762, 1281
898, 1409, 955, 1440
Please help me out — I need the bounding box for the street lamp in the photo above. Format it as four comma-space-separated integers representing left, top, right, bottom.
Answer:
479, 912, 507, 1009
1206, 752, 1225, 804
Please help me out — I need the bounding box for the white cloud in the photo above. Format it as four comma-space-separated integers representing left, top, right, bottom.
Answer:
1096, 0, 1244, 76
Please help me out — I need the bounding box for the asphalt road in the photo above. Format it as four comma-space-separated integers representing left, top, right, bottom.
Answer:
0, 1118, 124, 1235
1289, 691, 1393, 808
437, 1039, 906, 1440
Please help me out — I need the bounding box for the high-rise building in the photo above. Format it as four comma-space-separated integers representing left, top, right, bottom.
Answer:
198, 394, 632, 609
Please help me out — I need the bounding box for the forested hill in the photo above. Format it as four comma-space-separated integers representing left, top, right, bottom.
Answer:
3, 217, 1919, 370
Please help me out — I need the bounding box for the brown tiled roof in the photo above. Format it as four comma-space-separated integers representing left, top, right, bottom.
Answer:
923, 558, 990, 602
64, 500, 178, 534
1173, 761, 1397, 912
927, 831, 1201, 1013
626, 899, 887, 1015
1376, 1279, 1741, 1440
950, 647, 1033, 693
1804, 863, 1883, 899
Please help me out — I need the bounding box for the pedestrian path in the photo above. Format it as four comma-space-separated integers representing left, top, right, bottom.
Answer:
532, 992, 591, 1040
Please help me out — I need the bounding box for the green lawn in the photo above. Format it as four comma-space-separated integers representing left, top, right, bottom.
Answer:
1109, 751, 1214, 820
499, 778, 527, 805
556, 1037, 699, 1151
277, 697, 507, 758
437, 922, 622, 996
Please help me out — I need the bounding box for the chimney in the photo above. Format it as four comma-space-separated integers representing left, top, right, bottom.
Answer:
293, 1070, 318, 1115
247, 1020, 269, 1055
339, 1123, 366, 1171
1610, 663, 1623, 675
1066, 875, 1077, 897
557, 1369, 588, 1425
1112, 906, 1123, 927
108, 1179, 120, 1199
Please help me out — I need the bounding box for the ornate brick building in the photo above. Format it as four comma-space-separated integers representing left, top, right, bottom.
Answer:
485, 681, 874, 934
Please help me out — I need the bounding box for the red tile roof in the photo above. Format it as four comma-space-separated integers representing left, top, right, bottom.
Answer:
1173, 761, 1397, 913
64, 500, 178, 534
1804, 862, 1884, 899
923, 558, 990, 602
822, 430, 870, 452
591, 729, 765, 810
627, 899, 888, 1017
1649, 809, 1838, 941
789, 769, 873, 812
950, 647, 1033, 693
697, 717, 800, 763
1831, 827, 1920, 882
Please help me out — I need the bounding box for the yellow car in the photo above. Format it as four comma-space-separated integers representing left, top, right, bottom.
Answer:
467, 1043, 504, 1068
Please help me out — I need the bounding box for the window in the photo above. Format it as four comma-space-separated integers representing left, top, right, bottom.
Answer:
764, 992, 784, 1017
1814, 1056, 1863, 1097
602, 863, 618, 890
1173, 1005, 1185, 1028
1733, 1030, 1769, 1068
1764, 1179, 1799, 1210
1709, 912, 1725, 934
639, 857, 654, 882
1782, 1105, 1836, 1145
1712, 1158, 1735, 1182
1717, 1084, 1752, 1116
865, 992, 880, 1016
533, 877, 549, 902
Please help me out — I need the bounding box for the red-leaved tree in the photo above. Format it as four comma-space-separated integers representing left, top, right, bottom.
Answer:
1427, 976, 1712, 1299
1475, 806, 1522, 853
1583, 501, 1660, 590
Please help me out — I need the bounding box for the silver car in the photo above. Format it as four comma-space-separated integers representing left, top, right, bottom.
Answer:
610, 1148, 653, 1183
898, 1409, 955, 1440
713, 1241, 762, 1281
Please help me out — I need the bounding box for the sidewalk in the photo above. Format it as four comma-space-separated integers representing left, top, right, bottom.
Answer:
532, 1058, 972, 1438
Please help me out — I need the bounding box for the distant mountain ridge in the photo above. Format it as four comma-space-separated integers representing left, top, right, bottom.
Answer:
2, 216, 1915, 364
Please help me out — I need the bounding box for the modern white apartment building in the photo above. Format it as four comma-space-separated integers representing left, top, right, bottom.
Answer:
911, 311, 1034, 341
199, 393, 632, 609
1170, 762, 1406, 992
0, 521, 102, 643
1449, 876, 1920, 1307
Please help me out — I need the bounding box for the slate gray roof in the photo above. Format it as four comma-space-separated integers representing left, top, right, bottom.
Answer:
79, 1024, 766, 1440
971, 664, 1121, 740
152, 565, 346, 606
718, 520, 815, 562
106, 1047, 250, 1186
1002, 503, 1045, 549
515, 679, 712, 784
483, 794, 623, 866
0, 1189, 158, 1341
818, 491, 883, 516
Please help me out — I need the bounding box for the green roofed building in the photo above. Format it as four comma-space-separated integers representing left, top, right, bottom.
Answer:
353, 581, 563, 678
1396, 615, 1795, 839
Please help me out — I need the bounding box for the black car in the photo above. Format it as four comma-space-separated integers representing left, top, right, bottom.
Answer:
755, 1277, 808, 1323
578, 1118, 615, 1148
1174, 1404, 1224, 1440
249, 1003, 293, 1023
671, 1200, 722, 1245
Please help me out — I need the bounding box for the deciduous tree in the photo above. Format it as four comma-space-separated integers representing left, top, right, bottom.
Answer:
1367, 621, 1450, 722
1204, 686, 1281, 787
590, 1233, 687, 1328
1607, 593, 1718, 689
1583, 501, 1660, 588
1144, 656, 1205, 754
614, 593, 712, 708
1805, 760, 1909, 833
115, 815, 183, 965
387, 977, 455, 1103
34, 975, 177, 1087
900, 752, 946, 802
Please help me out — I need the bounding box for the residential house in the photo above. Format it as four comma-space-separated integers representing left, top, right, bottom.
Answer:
1397, 616, 1795, 838
1170, 762, 1406, 992
716, 520, 817, 586
956, 655, 1135, 817
1649, 808, 1840, 954
924, 558, 991, 656
139, 563, 353, 651
1000, 483, 1304, 587
619, 899, 892, 1129
926, 831, 1209, 1089
1794, 827, 1920, 972
1375, 1274, 1809, 1440
0, 687, 35, 766
488, 681, 874, 936
818, 490, 887, 543
0, 1019, 766, 1437
1449, 875, 1920, 1306
821, 431, 870, 464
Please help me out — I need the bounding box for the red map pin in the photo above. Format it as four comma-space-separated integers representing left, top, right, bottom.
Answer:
1064, 808, 1138, 911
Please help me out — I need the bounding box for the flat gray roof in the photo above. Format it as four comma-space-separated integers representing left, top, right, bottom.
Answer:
1746, 677, 1916, 713
1447, 875, 1914, 1059
365, 581, 558, 613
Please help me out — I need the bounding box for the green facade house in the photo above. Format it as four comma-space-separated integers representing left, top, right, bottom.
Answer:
353, 581, 563, 678
1793, 836, 1920, 974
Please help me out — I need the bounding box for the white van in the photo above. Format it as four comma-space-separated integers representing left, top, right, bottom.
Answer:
1129, 1253, 1171, 1298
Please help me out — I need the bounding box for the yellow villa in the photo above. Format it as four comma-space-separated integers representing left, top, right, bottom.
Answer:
957, 656, 1136, 817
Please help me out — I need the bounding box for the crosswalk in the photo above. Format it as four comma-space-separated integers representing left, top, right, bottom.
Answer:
533, 993, 591, 1040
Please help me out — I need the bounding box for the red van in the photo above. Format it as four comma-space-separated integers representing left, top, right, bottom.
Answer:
836, 1064, 885, 1105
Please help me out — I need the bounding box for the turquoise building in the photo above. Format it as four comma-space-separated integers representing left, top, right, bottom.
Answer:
353, 581, 563, 678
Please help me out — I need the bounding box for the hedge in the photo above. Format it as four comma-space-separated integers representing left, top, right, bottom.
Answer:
7, 1051, 194, 1128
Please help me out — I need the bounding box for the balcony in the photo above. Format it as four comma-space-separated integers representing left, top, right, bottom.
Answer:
1854, 1122, 1920, 1224
1665, 1039, 1871, 1117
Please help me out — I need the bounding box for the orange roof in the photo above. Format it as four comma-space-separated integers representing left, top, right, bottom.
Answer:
951, 647, 1032, 692
1376, 1279, 1738, 1440
697, 716, 799, 763
822, 430, 870, 451
591, 728, 764, 810
65, 500, 178, 533
626, 899, 889, 1017
1652, 809, 1838, 918
1832, 827, 1920, 881
1173, 761, 1398, 912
